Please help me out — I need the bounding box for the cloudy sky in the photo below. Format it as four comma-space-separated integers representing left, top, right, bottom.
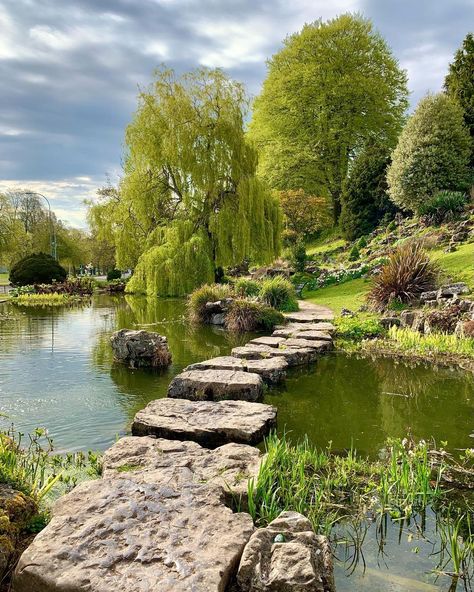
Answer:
0, 0, 472, 228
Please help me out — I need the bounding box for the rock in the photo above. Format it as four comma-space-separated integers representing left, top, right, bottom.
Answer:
283, 311, 333, 323
276, 322, 336, 334
420, 291, 438, 302
210, 313, 226, 325
380, 317, 401, 329
249, 336, 286, 348
272, 329, 332, 342
400, 310, 416, 328
444, 245, 457, 253
237, 511, 334, 592
110, 329, 172, 368
340, 308, 355, 317
103, 436, 263, 506
282, 338, 332, 352
231, 344, 317, 366
132, 398, 277, 448
186, 356, 287, 385
451, 231, 467, 243
438, 283, 470, 298
14, 478, 254, 592
0, 485, 37, 581
167, 369, 263, 402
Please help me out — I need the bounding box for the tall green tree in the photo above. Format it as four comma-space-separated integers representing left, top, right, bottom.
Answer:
340, 142, 396, 240
445, 33, 474, 167
249, 13, 408, 223
90, 67, 281, 296
387, 93, 472, 213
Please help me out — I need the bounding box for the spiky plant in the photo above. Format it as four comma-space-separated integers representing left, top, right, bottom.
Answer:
368, 241, 439, 310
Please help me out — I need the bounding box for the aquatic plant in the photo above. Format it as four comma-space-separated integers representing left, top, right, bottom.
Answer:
11, 293, 76, 307
225, 299, 284, 332
258, 275, 298, 312
368, 241, 439, 310
388, 326, 474, 358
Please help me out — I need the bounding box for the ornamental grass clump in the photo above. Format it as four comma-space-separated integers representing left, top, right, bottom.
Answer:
225, 300, 284, 333
259, 275, 298, 312
419, 190, 467, 225
187, 283, 233, 324
368, 241, 439, 310
234, 278, 261, 298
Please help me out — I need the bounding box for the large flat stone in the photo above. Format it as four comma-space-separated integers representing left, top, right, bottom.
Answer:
168, 369, 263, 402
272, 329, 333, 342
132, 398, 277, 448
275, 322, 336, 334
231, 344, 317, 366
237, 511, 334, 592
185, 356, 287, 385
103, 436, 263, 506
249, 336, 286, 348
282, 338, 332, 352
283, 311, 333, 323
14, 477, 254, 592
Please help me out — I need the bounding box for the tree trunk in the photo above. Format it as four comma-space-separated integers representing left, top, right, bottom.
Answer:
332, 190, 341, 225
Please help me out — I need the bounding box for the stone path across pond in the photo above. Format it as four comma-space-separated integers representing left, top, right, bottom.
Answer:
13, 298, 336, 592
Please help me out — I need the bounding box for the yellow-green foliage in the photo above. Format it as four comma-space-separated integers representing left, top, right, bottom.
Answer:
259, 275, 298, 312
12, 293, 71, 307
187, 283, 233, 323
388, 326, 474, 358
93, 67, 281, 296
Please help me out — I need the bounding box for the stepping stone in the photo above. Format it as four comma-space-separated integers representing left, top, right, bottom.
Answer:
132, 398, 277, 448
103, 436, 263, 505
186, 356, 287, 384
231, 344, 317, 366
14, 477, 254, 592
249, 336, 286, 348
272, 329, 332, 342
282, 338, 332, 352
275, 322, 336, 333
283, 311, 333, 323
237, 511, 335, 592
168, 369, 263, 402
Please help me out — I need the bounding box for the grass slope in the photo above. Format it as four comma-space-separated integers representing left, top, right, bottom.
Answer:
432, 242, 474, 291
304, 277, 372, 314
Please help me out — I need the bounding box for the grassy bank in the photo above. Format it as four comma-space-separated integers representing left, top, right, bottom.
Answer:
0, 273, 9, 286
304, 277, 371, 314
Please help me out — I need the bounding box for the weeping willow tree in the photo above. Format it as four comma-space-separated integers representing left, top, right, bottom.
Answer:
90, 67, 281, 296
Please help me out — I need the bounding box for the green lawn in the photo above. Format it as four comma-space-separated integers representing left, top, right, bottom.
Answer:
431, 242, 474, 290
0, 273, 9, 286
304, 277, 372, 314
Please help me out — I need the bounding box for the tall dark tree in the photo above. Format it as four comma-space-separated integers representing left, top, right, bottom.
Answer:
340, 143, 396, 240
445, 33, 474, 167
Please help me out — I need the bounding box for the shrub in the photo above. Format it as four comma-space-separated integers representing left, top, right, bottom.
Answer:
348, 245, 360, 261
418, 190, 467, 224
259, 275, 299, 312
340, 142, 396, 240
357, 236, 368, 249
290, 240, 307, 273
387, 93, 472, 213
225, 300, 284, 332
187, 283, 233, 323
10, 253, 67, 286
335, 316, 384, 340
106, 269, 122, 281
234, 278, 261, 298
368, 241, 439, 310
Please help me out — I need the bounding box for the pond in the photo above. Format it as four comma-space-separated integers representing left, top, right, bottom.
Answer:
1, 294, 473, 590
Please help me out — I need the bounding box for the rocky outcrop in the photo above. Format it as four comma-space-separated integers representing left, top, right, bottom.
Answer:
0, 485, 37, 581
237, 511, 335, 592
167, 369, 264, 402
232, 344, 317, 366
186, 356, 287, 385
132, 398, 277, 448
13, 477, 254, 592
110, 329, 172, 368
103, 436, 263, 506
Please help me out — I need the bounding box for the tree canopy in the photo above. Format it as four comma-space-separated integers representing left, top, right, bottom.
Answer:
248, 13, 408, 222
387, 93, 472, 213
445, 33, 474, 167
90, 67, 281, 296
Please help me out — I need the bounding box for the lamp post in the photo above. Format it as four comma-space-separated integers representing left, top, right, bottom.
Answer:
23, 191, 57, 260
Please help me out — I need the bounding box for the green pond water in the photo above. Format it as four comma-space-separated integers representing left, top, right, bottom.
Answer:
0, 294, 473, 591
